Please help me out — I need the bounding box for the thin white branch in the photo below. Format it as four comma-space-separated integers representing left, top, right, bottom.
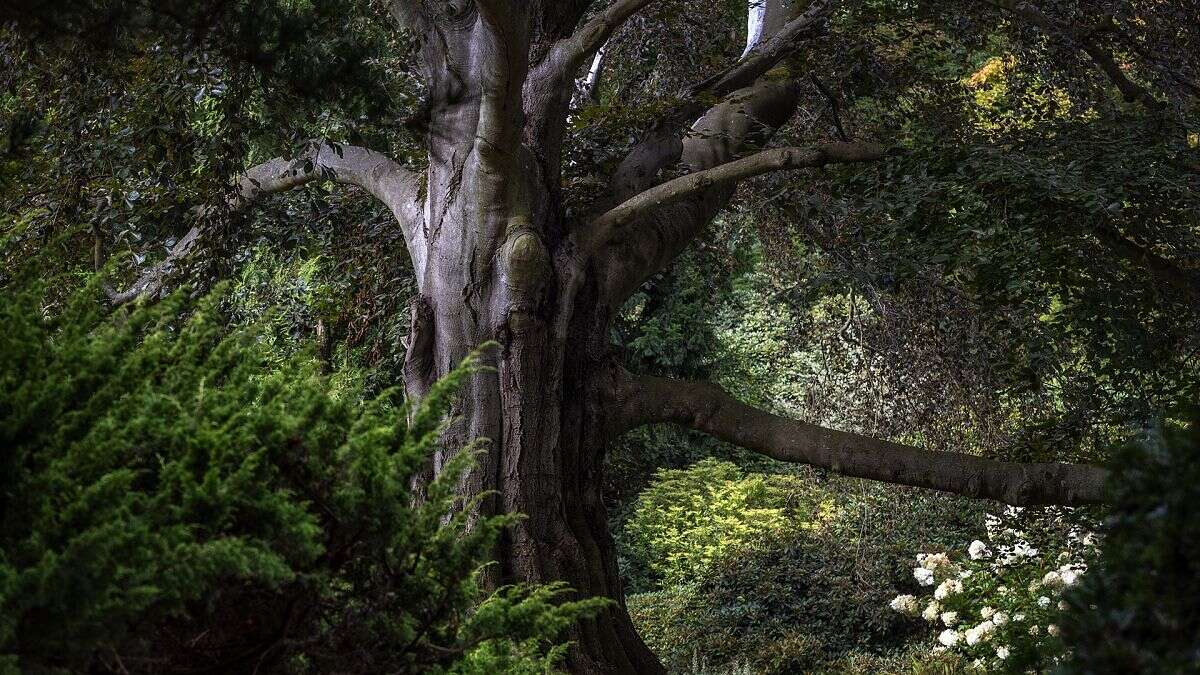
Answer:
742, 0, 767, 57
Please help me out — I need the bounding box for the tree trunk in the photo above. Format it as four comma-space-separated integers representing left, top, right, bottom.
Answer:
403, 248, 662, 673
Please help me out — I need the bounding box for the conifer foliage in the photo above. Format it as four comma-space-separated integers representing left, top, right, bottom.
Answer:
0, 277, 604, 674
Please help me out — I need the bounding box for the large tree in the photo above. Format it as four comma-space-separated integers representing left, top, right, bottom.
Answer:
20, 0, 1195, 671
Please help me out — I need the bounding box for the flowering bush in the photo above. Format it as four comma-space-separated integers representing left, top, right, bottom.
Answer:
889, 506, 1099, 672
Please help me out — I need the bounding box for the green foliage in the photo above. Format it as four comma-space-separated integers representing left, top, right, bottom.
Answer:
0, 278, 604, 673
622, 460, 822, 588
1060, 414, 1200, 673
623, 461, 986, 673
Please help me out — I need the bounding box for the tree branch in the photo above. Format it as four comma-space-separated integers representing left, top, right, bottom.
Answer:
584, 142, 887, 252
1092, 222, 1200, 303
597, 78, 801, 307
615, 373, 1108, 506
983, 0, 1162, 110
689, 0, 832, 99
609, 0, 831, 203
108, 142, 422, 306
541, 0, 660, 89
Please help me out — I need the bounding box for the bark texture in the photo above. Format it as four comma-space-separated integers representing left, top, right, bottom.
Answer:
110, 1, 1115, 672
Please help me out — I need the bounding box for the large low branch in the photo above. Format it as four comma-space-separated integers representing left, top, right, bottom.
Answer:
585, 142, 888, 252
616, 373, 1108, 506
108, 142, 422, 306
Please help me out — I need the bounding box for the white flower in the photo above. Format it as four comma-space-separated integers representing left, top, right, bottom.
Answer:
934, 579, 963, 600
965, 620, 995, 645
1038, 596, 1051, 608
932, 646, 948, 655
997, 585, 1008, 593
914, 567, 936, 586
922, 601, 941, 623
941, 611, 959, 627
1029, 624, 1041, 636
1058, 600, 1069, 611
996, 646, 1011, 660
992, 611, 1009, 626
1042, 571, 1064, 589
938, 629, 961, 647
971, 658, 985, 669
1047, 624, 1060, 637
890, 594, 919, 615
981, 606, 995, 619
968, 540, 991, 559
1014, 542, 1039, 558
959, 569, 974, 579
922, 552, 952, 570
1013, 613, 1026, 622
1060, 566, 1080, 586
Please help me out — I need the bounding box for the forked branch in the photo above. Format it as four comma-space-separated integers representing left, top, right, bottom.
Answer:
616, 373, 1108, 506
541, 0, 661, 87
690, 0, 832, 99
610, 0, 833, 202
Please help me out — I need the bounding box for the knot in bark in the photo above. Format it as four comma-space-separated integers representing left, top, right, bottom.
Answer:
500, 225, 552, 313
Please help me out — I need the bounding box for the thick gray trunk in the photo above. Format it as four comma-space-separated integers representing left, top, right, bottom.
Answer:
402, 151, 661, 670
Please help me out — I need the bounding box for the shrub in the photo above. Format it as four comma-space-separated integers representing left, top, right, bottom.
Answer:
0, 278, 605, 674
620, 459, 824, 589
623, 460, 984, 673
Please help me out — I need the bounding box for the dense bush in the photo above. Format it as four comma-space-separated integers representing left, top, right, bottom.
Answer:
622, 460, 984, 673
1060, 415, 1200, 673
0, 278, 604, 674
620, 459, 825, 590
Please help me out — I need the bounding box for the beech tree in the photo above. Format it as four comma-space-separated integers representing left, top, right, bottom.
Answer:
12, 0, 1197, 672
